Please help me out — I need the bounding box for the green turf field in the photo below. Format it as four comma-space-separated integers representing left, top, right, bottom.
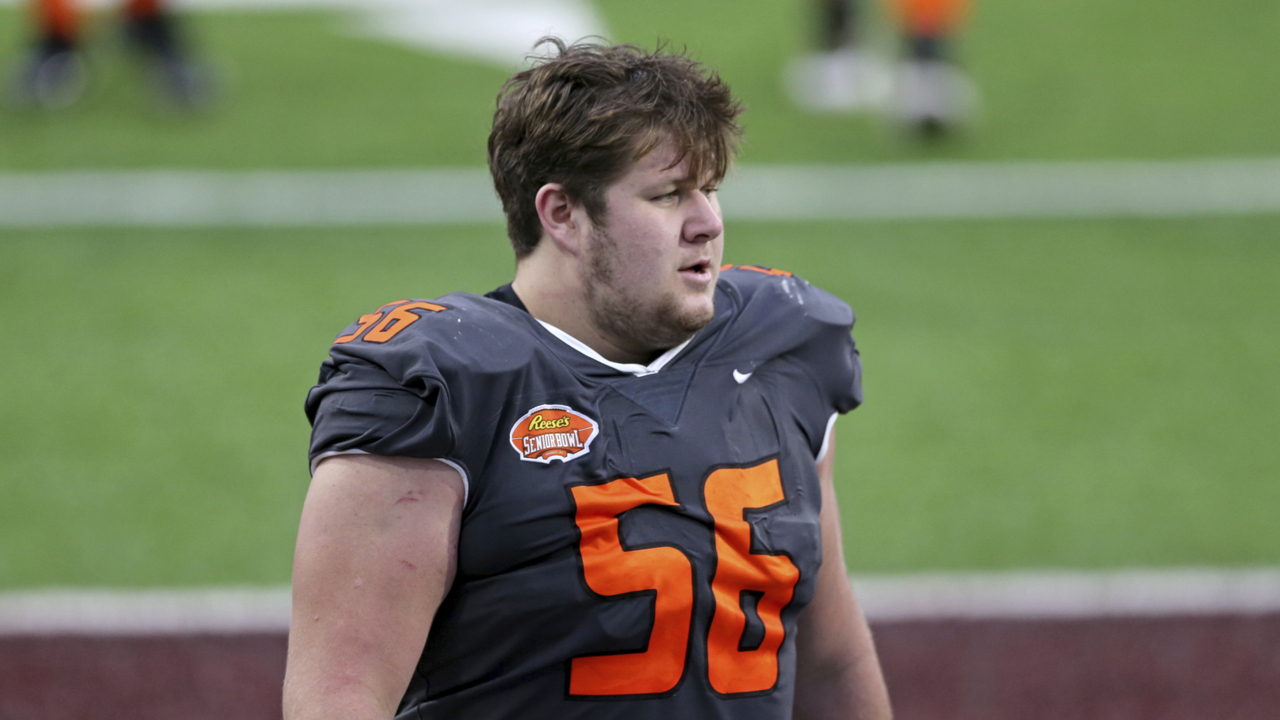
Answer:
2, 221, 1277, 586
2, 0, 1279, 168
1, 1, 1278, 588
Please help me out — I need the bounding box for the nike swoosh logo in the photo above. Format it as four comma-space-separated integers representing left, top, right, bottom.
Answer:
733, 369, 752, 384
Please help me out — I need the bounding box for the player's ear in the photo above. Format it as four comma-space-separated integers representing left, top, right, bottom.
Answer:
535, 183, 586, 255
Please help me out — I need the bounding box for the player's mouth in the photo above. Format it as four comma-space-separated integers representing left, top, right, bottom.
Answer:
679, 259, 714, 285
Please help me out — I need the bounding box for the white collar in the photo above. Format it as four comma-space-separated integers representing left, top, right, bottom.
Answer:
537, 320, 692, 377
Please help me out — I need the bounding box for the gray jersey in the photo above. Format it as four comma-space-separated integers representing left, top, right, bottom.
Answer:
306, 266, 863, 719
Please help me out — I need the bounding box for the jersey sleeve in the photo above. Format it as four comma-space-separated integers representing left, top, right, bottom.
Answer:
304, 306, 458, 475
789, 286, 863, 415
719, 267, 863, 456
787, 303, 862, 457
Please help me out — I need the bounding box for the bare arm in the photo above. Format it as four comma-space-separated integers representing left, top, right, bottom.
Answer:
283, 455, 465, 720
793, 427, 893, 720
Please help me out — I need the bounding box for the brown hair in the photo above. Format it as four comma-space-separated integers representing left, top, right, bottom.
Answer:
488, 38, 744, 258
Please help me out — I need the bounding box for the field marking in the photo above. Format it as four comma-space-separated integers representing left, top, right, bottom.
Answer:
3, 158, 1279, 227
852, 568, 1280, 622
0, 169, 501, 227
0, 587, 293, 636
3, 568, 1279, 635
725, 158, 1280, 220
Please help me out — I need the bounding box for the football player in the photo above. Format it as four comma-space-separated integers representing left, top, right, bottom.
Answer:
11, 0, 208, 108
790, 0, 975, 133
889, 0, 975, 133
286, 39, 892, 720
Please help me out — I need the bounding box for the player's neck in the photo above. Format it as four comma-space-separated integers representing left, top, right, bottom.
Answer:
512, 251, 655, 366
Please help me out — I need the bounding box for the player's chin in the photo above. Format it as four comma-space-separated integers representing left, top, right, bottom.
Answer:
675, 293, 717, 331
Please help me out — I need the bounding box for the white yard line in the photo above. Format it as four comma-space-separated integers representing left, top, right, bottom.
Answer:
851, 568, 1280, 622
2, 568, 1279, 635
724, 158, 1280, 220
0, 587, 293, 635
3, 158, 1279, 227
0, 169, 502, 227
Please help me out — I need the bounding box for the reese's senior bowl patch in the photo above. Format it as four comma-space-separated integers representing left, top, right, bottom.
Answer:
510, 404, 600, 464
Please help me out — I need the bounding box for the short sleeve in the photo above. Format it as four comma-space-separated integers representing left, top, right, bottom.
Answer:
801, 313, 863, 415
779, 325, 861, 459
305, 346, 457, 474
716, 268, 863, 458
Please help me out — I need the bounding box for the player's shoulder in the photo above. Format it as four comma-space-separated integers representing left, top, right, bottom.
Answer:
323, 291, 538, 378
715, 264, 862, 413
717, 263, 853, 328
329, 292, 525, 344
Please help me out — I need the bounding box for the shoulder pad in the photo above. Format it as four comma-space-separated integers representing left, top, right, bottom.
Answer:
323, 292, 540, 383
715, 265, 861, 414
719, 264, 853, 327
331, 298, 451, 346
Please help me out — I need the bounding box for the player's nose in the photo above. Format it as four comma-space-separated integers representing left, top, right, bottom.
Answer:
683, 190, 724, 244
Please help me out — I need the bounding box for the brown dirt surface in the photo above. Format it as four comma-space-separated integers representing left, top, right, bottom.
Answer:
876, 614, 1280, 720
0, 633, 286, 720
1, 614, 1277, 719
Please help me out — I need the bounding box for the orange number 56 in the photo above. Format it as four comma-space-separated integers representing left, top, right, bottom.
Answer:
333, 300, 446, 345
568, 459, 801, 697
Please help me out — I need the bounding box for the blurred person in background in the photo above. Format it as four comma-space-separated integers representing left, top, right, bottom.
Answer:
11, 0, 211, 108
788, 0, 977, 134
